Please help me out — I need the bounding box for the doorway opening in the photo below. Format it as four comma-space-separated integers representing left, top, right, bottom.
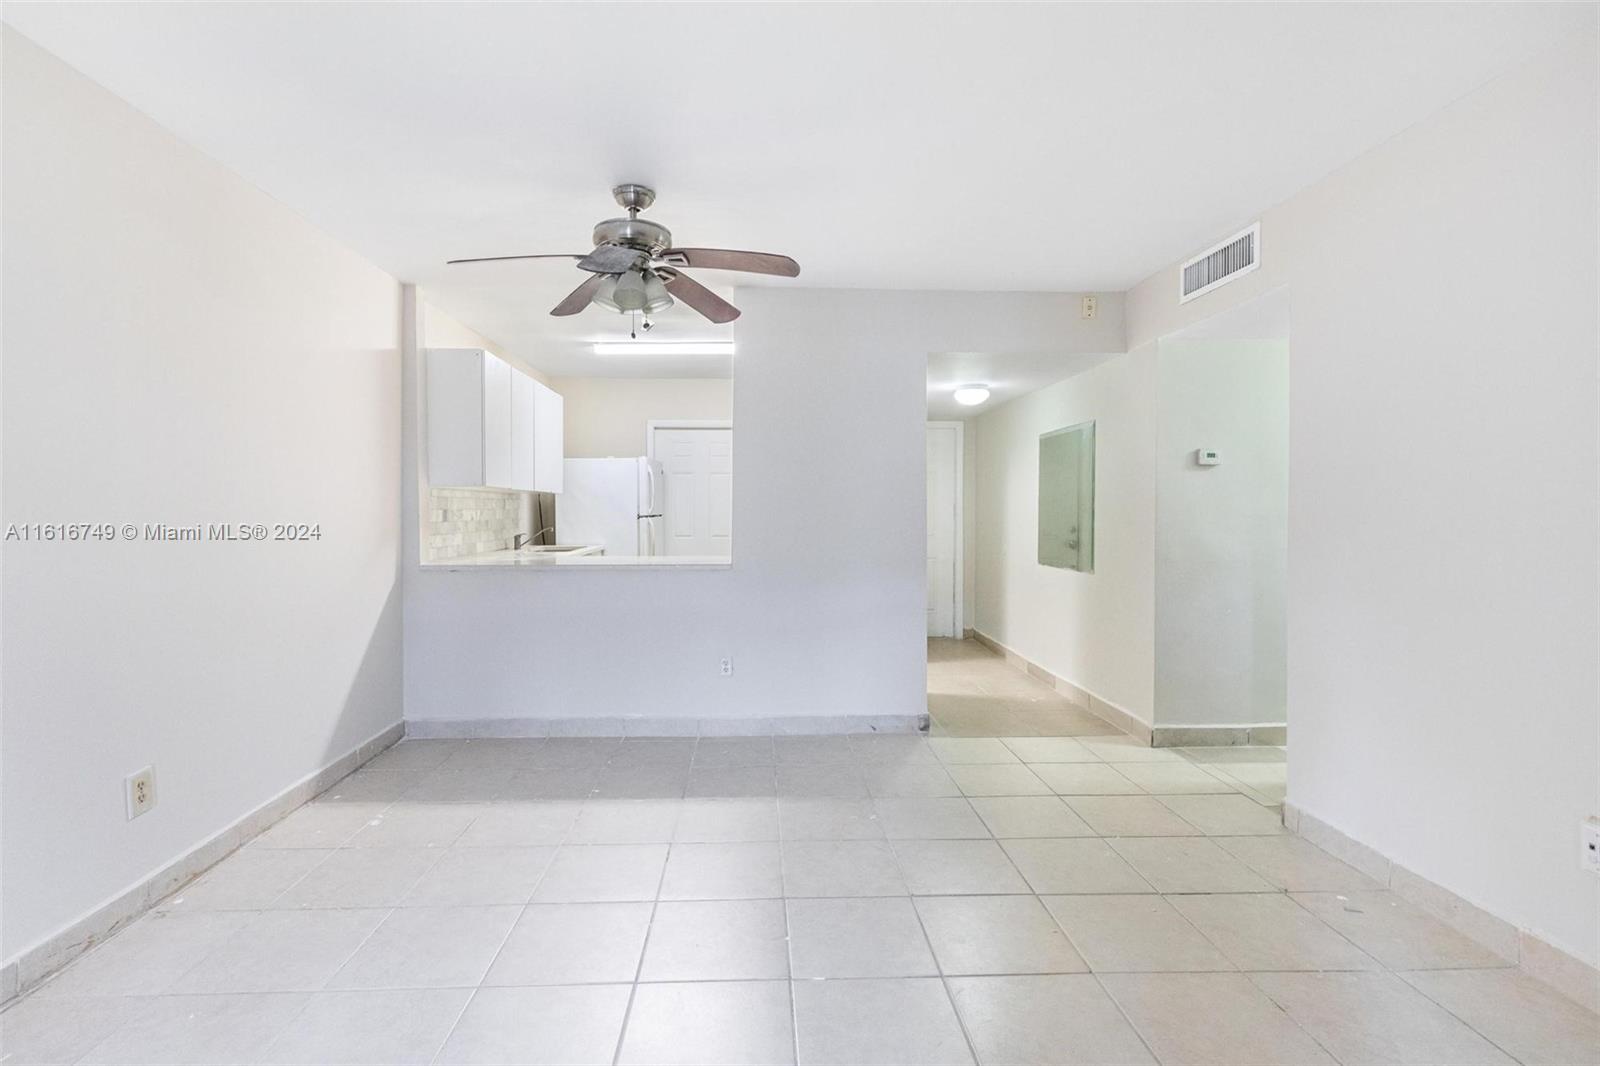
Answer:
924, 415, 1112, 738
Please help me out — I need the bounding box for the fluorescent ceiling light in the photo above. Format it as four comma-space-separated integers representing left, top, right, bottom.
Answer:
592, 341, 735, 357
953, 384, 991, 406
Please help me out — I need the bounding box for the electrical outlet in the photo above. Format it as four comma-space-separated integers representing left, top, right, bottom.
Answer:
1582, 818, 1600, 873
719, 657, 733, 677
126, 766, 156, 820
1081, 295, 1098, 319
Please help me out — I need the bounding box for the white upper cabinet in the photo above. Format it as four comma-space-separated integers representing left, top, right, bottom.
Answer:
510, 372, 537, 491
427, 348, 564, 492
482, 354, 513, 489
532, 380, 564, 494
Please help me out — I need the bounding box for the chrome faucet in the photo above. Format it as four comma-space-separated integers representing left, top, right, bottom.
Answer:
514, 527, 555, 549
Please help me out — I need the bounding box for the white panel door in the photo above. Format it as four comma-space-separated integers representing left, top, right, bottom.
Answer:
653, 427, 732, 557
926, 423, 959, 637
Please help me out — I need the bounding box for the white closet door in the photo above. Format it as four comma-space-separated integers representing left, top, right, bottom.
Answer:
653, 427, 732, 557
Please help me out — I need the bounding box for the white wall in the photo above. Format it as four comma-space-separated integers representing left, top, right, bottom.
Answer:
1154, 338, 1288, 727
969, 330, 1287, 734
551, 377, 732, 458
1, 30, 403, 963
961, 425, 977, 632
403, 289, 1122, 725
426, 303, 548, 385
1129, 36, 1598, 968
972, 349, 1158, 722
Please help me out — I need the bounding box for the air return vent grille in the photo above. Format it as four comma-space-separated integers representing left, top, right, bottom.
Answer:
1179, 223, 1260, 303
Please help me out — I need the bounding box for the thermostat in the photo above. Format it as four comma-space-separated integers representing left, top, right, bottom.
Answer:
1195, 448, 1221, 466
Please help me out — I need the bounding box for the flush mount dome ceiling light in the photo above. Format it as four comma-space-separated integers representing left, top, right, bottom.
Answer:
953, 385, 991, 406
447, 184, 801, 335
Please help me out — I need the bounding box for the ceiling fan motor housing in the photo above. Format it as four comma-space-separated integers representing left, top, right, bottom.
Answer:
591, 217, 673, 256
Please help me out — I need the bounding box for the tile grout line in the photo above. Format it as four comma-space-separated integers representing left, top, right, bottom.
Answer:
780, 848, 802, 1066
425, 846, 563, 1064
608, 825, 676, 1066
1094, 864, 1345, 1065
1236, 890, 1527, 1061
1388, 969, 1548, 1064
1237, 970, 1377, 1065
880, 832, 986, 1066
193, 897, 402, 1063
13, 966, 1475, 1002
1085, 970, 1165, 1064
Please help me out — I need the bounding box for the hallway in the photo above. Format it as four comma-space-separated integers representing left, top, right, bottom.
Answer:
928, 639, 1288, 807
928, 638, 1119, 738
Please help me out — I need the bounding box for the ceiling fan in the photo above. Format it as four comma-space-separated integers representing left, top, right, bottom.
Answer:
447, 184, 800, 330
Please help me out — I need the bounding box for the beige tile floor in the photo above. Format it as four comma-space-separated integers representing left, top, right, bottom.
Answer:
3, 642, 1595, 1065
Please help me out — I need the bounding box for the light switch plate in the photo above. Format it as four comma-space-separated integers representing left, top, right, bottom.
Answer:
1582, 818, 1600, 873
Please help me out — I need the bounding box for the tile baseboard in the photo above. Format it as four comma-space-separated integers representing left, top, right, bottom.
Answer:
0, 720, 403, 1006
970, 629, 1151, 742
1283, 801, 1599, 1014
404, 713, 930, 739
969, 631, 1287, 749
1150, 723, 1288, 747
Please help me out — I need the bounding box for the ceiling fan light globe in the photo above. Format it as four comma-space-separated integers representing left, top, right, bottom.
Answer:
589, 274, 622, 311
612, 269, 650, 312
642, 273, 674, 314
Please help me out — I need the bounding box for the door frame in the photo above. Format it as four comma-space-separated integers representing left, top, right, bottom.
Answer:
646, 419, 733, 459
926, 420, 965, 638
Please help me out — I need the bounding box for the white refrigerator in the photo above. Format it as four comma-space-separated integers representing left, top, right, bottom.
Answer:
556, 457, 665, 556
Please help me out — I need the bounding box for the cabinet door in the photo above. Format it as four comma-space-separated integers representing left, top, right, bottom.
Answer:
426, 348, 487, 486
510, 371, 537, 491
532, 381, 564, 493
481, 353, 513, 489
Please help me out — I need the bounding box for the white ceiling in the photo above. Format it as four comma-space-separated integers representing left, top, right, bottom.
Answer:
928, 351, 1120, 421
929, 288, 1295, 419
4, 3, 1581, 376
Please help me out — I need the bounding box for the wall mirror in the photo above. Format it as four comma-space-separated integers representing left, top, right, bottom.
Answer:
1039, 421, 1095, 572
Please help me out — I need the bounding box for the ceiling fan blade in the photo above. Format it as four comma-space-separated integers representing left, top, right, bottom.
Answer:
661, 248, 800, 277
659, 269, 740, 324
446, 253, 583, 266
577, 244, 644, 274
550, 274, 606, 317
